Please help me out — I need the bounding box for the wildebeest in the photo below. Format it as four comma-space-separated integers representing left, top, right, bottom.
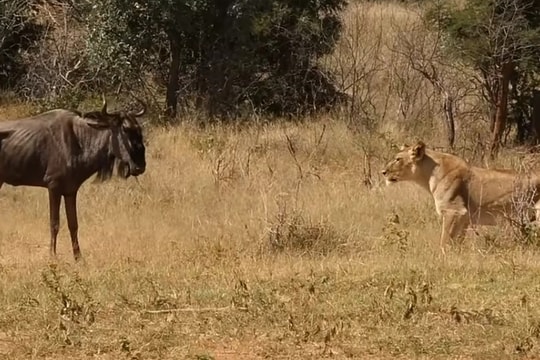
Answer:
0, 95, 147, 261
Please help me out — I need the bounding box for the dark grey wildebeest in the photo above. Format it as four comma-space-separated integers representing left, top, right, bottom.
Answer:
0, 96, 147, 260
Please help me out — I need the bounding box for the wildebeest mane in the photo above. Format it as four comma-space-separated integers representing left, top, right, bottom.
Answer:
93, 156, 116, 183
73, 111, 114, 183
93, 158, 131, 183
70, 109, 116, 182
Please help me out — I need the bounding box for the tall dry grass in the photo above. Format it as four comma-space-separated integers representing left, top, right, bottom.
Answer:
0, 2, 540, 359
324, 1, 489, 156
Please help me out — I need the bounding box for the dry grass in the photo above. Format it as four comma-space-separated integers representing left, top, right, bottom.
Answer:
2, 2, 540, 360
0, 113, 539, 359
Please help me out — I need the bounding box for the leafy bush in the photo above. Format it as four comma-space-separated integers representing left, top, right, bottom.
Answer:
0, 0, 43, 90
84, 0, 348, 118
426, 0, 540, 151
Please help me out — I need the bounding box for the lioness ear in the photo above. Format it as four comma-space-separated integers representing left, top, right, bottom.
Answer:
400, 144, 409, 151
409, 141, 426, 161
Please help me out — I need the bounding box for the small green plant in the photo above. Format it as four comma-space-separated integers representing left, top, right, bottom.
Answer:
189, 133, 228, 157
382, 212, 410, 254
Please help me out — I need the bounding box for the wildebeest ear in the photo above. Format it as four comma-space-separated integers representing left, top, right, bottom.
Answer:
409, 141, 426, 161
85, 118, 110, 129
109, 117, 123, 128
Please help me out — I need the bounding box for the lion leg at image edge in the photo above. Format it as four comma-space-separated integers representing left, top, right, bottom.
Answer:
535, 201, 540, 227
439, 210, 469, 254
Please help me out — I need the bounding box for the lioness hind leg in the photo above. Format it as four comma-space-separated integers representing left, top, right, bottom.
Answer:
532, 202, 540, 235
440, 211, 468, 254
534, 201, 540, 226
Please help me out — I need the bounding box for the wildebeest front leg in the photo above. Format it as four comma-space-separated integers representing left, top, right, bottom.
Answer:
48, 189, 61, 258
64, 194, 81, 261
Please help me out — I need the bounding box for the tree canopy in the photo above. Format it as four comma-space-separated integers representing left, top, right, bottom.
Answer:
427, 0, 540, 153
84, 0, 348, 117
0, 0, 347, 118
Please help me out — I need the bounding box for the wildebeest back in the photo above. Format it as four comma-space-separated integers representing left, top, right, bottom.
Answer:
0, 110, 82, 187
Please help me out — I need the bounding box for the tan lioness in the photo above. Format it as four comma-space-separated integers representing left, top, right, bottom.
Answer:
381, 141, 540, 252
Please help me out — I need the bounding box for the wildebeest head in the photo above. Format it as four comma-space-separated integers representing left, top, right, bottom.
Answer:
85, 95, 147, 179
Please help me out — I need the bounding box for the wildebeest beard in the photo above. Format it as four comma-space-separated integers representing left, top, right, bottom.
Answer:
94, 157, 131, 182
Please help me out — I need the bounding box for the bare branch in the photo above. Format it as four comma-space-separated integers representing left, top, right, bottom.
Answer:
144, 306, 249, 314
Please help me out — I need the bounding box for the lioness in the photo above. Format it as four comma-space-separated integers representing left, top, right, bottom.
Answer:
381, 141, 540, 252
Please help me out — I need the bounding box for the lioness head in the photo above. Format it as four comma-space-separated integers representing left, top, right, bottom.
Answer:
381, 141, 426, 185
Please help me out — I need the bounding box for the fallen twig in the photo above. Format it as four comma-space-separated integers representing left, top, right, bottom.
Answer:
144, 306, 248, 314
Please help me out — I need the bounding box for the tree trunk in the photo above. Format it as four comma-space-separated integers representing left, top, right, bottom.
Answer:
489, 62, 514, 158
532, 89, 540, 145
442, 91, 455, 148
165, 36, 181, 118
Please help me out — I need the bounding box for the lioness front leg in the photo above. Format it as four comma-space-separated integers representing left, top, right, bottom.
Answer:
440, 210, 468, 254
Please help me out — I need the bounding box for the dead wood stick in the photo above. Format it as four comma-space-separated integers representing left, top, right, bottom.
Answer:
144, 306, 248, 314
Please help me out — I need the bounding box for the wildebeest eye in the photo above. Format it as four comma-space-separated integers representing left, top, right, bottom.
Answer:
124, 127, 142, 142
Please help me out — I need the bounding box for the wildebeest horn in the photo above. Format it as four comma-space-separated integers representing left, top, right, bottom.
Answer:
101, 93, 109, 115
130, 95, 147, 117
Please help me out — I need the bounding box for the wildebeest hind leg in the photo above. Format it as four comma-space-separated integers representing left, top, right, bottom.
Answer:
48, 190, 61, 259
64, 194, 81, 261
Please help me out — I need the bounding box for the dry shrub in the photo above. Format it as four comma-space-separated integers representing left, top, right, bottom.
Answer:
18, 2, 91, 106
505, 165, 540, 248
324, 2, 445, 135
322, 1, 488, 151
506, 197, 540, 248
266, 207, 347, 256
40, 263, 97, 347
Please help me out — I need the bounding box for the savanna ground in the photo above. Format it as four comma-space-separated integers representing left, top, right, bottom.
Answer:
3, 2, 540, 360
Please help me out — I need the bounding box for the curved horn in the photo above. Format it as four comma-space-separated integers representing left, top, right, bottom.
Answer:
101, 93, 109, 115
130, 95, 147, 117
